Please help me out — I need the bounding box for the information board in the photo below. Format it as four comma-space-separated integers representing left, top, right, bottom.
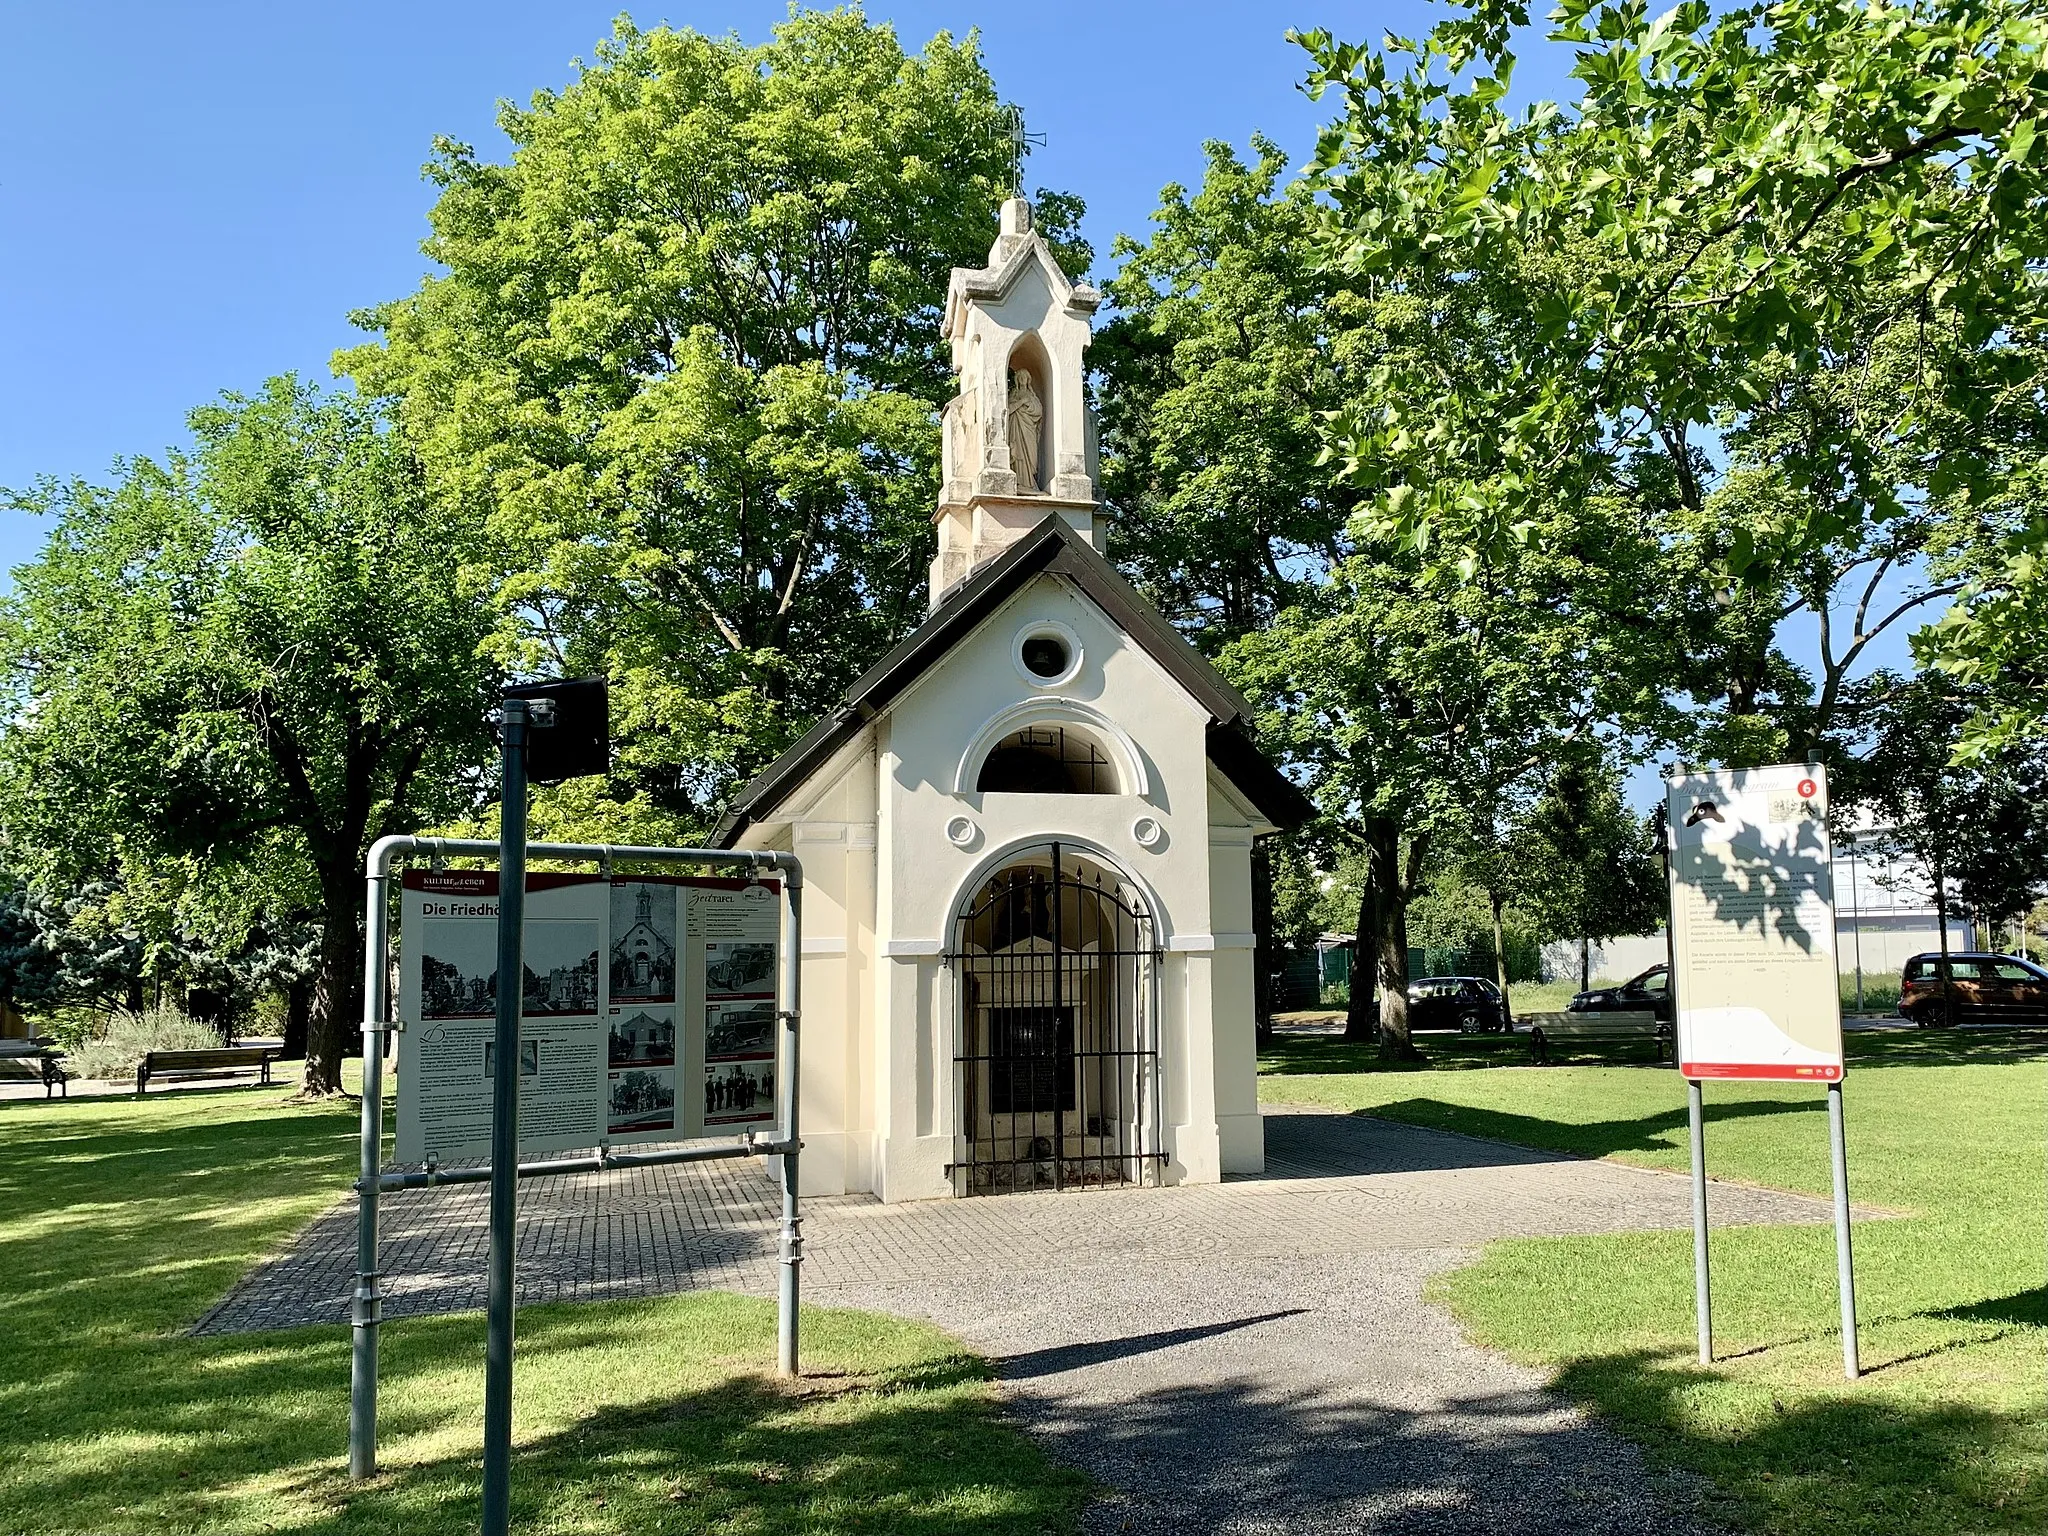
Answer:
1667, 764, 1844, 1082
395, 870, 780, 1162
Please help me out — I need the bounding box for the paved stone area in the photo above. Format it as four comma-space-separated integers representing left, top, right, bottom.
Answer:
197, 1108, 1838, 1334
198, 1109, 1857, 1531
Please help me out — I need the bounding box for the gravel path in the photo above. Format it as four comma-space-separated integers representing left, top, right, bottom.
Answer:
202, 1108, 1858, 1532
844, 1250, 1712, 1535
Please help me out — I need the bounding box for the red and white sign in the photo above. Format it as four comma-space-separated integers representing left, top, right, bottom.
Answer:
1666, 764, 1844, 1083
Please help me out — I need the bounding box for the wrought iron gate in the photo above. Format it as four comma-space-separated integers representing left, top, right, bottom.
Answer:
948, 844, 1162, 1195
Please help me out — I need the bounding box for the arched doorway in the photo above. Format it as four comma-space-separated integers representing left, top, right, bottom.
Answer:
948, 843, 1162, 1195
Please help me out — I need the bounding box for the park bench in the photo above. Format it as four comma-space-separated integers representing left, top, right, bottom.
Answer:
1523, 1010, 1672, 1065
0, 1040, 69, 1098
136, 1045, 281, 1095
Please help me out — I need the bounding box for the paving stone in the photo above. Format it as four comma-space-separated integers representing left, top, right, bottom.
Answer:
196, 1108, 1856, 1533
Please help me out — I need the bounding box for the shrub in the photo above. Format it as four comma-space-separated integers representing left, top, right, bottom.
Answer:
1841, 972, 1903, 1014
64, 1007, 221, 1081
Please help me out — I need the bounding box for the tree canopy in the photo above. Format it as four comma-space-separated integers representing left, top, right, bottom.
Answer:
1295, 0, 2048, 756
343, 11, 1088, 840
0, 378, 495, 1089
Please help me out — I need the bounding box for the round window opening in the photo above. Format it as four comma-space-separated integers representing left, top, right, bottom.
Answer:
1020, 633, 1070, 679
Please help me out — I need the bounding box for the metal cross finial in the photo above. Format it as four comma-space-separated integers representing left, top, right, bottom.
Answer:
1003, 105, 1046, 197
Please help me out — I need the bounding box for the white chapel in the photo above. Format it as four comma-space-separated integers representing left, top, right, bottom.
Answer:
715, 198, 1310, 1202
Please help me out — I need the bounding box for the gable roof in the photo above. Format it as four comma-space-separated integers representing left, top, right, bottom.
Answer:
712, 516, 1314, 846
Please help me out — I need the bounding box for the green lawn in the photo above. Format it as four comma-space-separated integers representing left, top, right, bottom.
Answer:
1262, 1029, 2048, 1535
0, 1084, 1084, 1536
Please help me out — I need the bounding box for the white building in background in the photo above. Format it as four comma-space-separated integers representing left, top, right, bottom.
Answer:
1544, 821, 1970, 988
712, 200, 1311, 1203
1832, 826, 1975, 975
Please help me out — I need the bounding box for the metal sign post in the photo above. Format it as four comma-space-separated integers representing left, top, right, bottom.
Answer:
776, 874, 803, 1377
1665, 764, 1858, 1380
481, 699, 530, 1536
1687, 1077, 1713, 1364
1828, 1081, 1860, 1378
1656, 800, 1715, 1366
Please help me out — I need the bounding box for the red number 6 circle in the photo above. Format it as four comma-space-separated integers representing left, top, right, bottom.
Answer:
1796, 777, 1818, 799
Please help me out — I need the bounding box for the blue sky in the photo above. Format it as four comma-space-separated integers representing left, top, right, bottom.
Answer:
4, 2, 1545, 530
0, 1, 1915, 801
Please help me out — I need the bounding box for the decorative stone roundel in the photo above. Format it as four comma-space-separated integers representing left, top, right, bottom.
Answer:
1013, 621, 1082, 687
945, 815, 978, 848
1131, 816, 1164, 849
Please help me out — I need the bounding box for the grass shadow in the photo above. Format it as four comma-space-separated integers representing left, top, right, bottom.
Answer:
1338, 1094, 1819, 1162
1259, 1031, 1558, 1077
1262, 1022, 2048, 1080
1844, 1030, 2048, 1068
9, 1296, 1088, 1535
1931, 1288, 2048, 1329
1547, 1347, 2046, 1534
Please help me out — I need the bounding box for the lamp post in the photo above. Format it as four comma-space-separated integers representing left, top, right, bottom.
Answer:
480, 696, 531, 1536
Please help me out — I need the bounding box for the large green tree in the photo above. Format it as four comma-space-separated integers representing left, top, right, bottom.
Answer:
1229, 505, 1657, 1057
1512, 756, 1665, 990
344, 11, 1086, 838
0, 378, 496, 1092
1843, 672, 2048, 1004
1096, 137, 1349, 643
1099, 132, 1669, 1055
1295, 0, 2048, 757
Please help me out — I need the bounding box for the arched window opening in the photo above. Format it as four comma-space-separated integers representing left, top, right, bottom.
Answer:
976, 725, 1118, 794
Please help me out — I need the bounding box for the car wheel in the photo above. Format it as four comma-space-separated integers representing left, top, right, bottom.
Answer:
1457, 1012, 1481, 1035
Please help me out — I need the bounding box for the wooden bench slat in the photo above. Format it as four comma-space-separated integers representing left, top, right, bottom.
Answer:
136, 1046, 281, 1093
1524, 1010, 1671, 1064
141, 1048, 279, 1069
0, 1042, 69, 1098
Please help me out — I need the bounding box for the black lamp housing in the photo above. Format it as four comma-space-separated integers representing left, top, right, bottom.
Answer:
503, 677, 610, 784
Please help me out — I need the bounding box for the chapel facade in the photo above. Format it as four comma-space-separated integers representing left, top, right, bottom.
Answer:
715, 199, 1310, 1202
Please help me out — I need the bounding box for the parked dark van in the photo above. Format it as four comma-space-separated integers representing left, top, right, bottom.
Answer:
1405, 976, 1511, 1033
1899, 952, 2048, 1026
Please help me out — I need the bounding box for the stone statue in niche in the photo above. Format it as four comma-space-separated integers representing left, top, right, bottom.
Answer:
1006, 369, 1043, 492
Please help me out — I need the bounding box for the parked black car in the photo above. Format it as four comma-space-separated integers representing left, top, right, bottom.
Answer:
1899, 952, 2048, 1026
1406, 976, 1511, 1033
1569, 964, 1673, 1023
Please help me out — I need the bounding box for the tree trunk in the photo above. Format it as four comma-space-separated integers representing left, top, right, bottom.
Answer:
303, 867, 364, 1095
1580, 936, 1591, 991
1375, 894, 1419, 1060
1251, 842, 1276, 1053
1489, 885, 1512, 1025
1343, 882, 1377, 1043
1368, 822, 1421, 1061
282, 977, 312, 1060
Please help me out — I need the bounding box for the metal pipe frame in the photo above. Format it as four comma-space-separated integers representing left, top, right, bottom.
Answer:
347, 832, 803, 1483
362, 1135, 793, 1193
776, 875, 803, 1377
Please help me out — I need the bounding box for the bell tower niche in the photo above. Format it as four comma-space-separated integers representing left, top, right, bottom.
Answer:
931, 197, 1102, 606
